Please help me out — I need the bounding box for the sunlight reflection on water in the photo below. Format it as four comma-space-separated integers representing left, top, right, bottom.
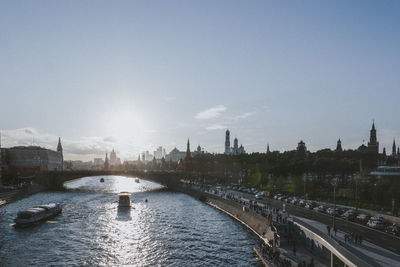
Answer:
0, 176, 261, 266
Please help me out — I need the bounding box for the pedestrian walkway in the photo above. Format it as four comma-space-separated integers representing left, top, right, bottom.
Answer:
295, 217, 400, 267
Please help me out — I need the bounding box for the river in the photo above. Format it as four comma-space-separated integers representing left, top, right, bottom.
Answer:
0, 176, 261, 266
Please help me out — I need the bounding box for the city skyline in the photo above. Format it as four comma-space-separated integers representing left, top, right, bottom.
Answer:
1, 1, 400, 160
0, 121, 399, 162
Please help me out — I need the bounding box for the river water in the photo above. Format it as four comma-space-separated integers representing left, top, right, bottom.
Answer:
0, 176, 261, 266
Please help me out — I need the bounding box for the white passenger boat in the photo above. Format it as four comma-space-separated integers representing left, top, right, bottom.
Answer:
14, 203, 62, 226
118, 192, 131, 207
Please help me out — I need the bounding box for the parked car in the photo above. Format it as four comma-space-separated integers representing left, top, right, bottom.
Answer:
370, 216, 385, 223
255, 192, 263, 199
341, 210, 357, 220
298, 200, 306, 207
313, 205, 325, 213
385, 223, 400, 236
326, 207, 340, 216
305, 201, 315, 209
367, 220, 385, 230
356, 214, 370, 223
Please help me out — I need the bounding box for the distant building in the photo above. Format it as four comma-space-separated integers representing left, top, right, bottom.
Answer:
5, 145, 63, 171
392, 139, 397, 158
224, 129, 246, 155
192, 145, 204, 157
336, 139, 342, 152
266, 143, 270, 154
57, 137, 63, 170
69, 160, 93, 170
93, 158, 104, 170
297, 140, 307, 157
104, 153, 109, 170
165, 147, 186, 162
367, 121, 379, 154
225, 130, 231, 155
154, 146, 165, 159
109, 148, 121, 166
186, 139, 191, 159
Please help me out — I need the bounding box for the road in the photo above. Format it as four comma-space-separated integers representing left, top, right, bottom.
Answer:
228, 190, 400, 255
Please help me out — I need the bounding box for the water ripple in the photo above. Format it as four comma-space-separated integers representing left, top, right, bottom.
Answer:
0, 176, 261, 266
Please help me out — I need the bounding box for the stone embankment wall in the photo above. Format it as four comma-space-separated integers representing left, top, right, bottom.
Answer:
206, 195, 270, 237
174, 185, 269, 238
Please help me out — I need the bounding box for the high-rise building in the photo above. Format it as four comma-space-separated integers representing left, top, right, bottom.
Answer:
104, 153, 109, 170
110, 149, 117, 165
225, 129, 231, 155
367, 121, 379, 154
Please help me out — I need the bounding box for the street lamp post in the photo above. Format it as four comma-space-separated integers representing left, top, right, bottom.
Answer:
331, 177, 338, 232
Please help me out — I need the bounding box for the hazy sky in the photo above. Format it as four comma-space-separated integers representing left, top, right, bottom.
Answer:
1, 1, 399, 161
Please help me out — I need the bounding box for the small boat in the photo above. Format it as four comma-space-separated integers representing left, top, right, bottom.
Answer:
14, 203, 62, 226
100, 178, 105, 183
118, 192, 131, 207
135, 178, 140, 183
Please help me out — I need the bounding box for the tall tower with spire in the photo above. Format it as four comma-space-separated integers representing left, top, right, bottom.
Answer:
336, 139, 343, 152
225, 129, 231, 155
186, 139, 191, 158
392, 138, 397, 157
57, 137, 63, 170
367, 121, 379, 154
266, 143, 270, 154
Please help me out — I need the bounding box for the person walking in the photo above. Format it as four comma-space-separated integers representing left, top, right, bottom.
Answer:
327, 225, 331, 236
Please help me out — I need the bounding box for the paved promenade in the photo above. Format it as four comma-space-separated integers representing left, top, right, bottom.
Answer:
295, 217, 400, 267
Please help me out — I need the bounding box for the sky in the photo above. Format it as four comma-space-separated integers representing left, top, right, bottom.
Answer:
1, 1, 400, 161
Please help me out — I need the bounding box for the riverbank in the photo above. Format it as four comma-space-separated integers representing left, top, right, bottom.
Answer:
0, 183, 46, 207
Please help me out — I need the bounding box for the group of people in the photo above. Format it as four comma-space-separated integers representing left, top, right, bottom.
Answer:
344, 232, 363, 245
259, 243, 292, 267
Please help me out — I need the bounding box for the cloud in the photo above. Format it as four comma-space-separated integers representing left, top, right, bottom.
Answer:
206, 124, 228, 130
195, 105, 227, 120
103, 136, 117, 143
234, 112, 255, 120
0, 127, 114, 160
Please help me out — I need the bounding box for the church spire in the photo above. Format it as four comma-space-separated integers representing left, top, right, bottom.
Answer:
57, 137, 63, 152
393, 138, 397, 157
267, 143, 270, 154
57, 137, 63, 170
186, 139, 191, 158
